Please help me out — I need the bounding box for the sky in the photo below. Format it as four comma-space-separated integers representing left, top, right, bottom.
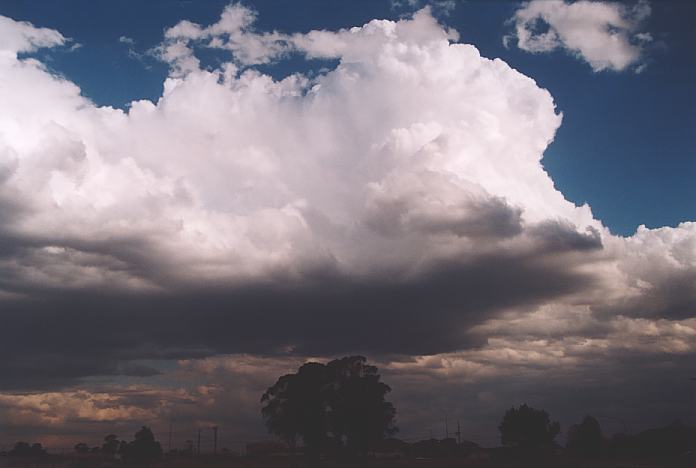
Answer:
0, 0, 694, 451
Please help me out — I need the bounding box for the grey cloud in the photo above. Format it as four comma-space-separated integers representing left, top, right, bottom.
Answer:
0, 247, 596, 391
406, 197, 523, 239
363, 169, 524, 240
528, 220, 602, 252
595, 270, 696, 320
117, 363, 162, 378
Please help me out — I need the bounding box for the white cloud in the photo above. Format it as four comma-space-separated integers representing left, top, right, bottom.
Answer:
0, 5, 691, 302
160, 3, 459, 71
0, 6, 585, 291
0, 15, 66, 56
161, 3, 289, 68
0, 390, 158, 425
507, 0, 652, 72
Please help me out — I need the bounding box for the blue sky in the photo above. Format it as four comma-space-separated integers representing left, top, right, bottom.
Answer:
2, 0, 694, 236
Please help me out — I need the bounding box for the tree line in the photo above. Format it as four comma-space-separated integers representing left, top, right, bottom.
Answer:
6, 427, 162, 463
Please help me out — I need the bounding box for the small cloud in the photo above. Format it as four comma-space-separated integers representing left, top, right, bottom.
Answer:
117, 35, 154, 69
391, 0, 457, 16
507, 0, 653, 73
635, 32, 653, 43
391, 0, 420, 9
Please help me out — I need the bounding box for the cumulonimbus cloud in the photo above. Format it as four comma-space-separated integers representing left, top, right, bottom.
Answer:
0, 4, 693, 395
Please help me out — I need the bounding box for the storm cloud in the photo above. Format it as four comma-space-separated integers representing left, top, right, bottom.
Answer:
0, 3, 693, 446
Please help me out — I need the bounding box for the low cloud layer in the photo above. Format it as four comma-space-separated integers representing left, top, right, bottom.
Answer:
507, 0, 653, 72
0, 3, 693, 445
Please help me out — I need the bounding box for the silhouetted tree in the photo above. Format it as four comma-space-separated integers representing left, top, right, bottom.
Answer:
261, 357, 397, 465
262, 362, 328, 465
101, 434, 120, 454
121, 426, 162, 462
9, 441, 46, 457
567, 415, 603, 458
10, 442, 31, 456
324, 356, 397, 458
74, 442, 89, 454
499, 404, 560, 449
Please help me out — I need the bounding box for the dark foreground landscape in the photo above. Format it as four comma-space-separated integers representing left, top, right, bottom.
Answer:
2, 358, 694, 468
0, 452, 693, 468
2, 420, 694, 468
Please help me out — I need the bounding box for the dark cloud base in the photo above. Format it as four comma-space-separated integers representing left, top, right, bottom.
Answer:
0, 250, 595, 391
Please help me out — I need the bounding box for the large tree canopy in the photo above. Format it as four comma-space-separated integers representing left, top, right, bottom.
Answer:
498, 404, 560, 449
324, 356, 397, 455
567, 415, 603, 457
261, 356, 397, 459
120, 426, 162, 463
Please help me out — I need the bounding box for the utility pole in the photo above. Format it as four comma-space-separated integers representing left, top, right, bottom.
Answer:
456, 420, 462, 445
445, 415, 449, 439
168, 422, 172, 453
196, 429, 201, 456
212, 426, 218, 456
